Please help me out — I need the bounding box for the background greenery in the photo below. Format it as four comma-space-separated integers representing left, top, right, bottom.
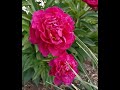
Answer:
22, 0, 98, 90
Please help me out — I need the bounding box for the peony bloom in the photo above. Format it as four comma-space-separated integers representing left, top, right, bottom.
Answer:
49, 52, 78, 85
29, 6, 75, 57
82, 0, 98, 10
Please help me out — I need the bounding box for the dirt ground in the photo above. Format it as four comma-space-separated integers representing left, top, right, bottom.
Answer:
22, 60, 98, 90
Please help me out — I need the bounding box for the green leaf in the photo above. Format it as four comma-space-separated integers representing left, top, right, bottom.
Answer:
27, 0, 36, 12
41, 68, 46, 84
22, 19, 29, 26
25, 6, 34, 14
82, 37, 96, 46
71, 84, 80, 90
76, 36, 98, 68
22, 1, 30, 6
64, 0, 77, 14
22, 46, 34, 54
22, 14, 31, 21
66, 62, 93, 90
87, 31, 98, 39
74, 28, 87, 37
81, 20, 96, 31
22, 42, 31, 50
32, 61, 43, 80
45, 0, 55, 8
64, 0, 76, 8
68, 47, 78, 55
46, 81, 64, 90
23, 68, 34, 85
23, 55, 34, 72
74, 56, 94, 85
22, 34, 28, 46
22, 54, 29, 69
78, 9, 86, 18
54, 3, 69, 11
46, 76, 53, 85
33, 77, 40, 86
22, 24, 29, 32
32, 67, 42, 80
31, 0, 40, 10
81, 11, 98, 18
34, 45, 39, 53
36, 52, 44, 60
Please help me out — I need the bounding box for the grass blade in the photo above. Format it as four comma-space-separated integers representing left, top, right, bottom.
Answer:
66, 62, 93, 90
46, 81, 64, 90
76, 36, 98, 68
71, 84, 81, 90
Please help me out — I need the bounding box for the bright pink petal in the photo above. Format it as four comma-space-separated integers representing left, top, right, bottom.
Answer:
64, 32, 75, 44
48, 45, 65, 56
54, 77, 62, 85
57, 30, 62, 37
38, 40, 49, 57
62, 76, 72, 85
29, 25, 39, 44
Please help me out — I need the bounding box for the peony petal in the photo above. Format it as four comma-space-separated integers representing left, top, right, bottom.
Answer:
37, 40, 49, 57
45, 6, 64, 14
62, 76, 72, 85
29, 25, 39, 44
48, 45, 65, 56
57, 29, 62, 37
54, 77, 62, 85
48, 52, 78, 86
64, 32, 75, 44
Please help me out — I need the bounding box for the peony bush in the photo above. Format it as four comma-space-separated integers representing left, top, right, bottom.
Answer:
22, 0, 98, 89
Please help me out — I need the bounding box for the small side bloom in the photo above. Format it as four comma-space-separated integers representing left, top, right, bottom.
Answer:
49, 52, 78, 85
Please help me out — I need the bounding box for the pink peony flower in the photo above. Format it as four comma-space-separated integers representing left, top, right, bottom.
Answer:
29, 6, 75, 57
82, 0, 98, 10
49, 52, 78, 85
